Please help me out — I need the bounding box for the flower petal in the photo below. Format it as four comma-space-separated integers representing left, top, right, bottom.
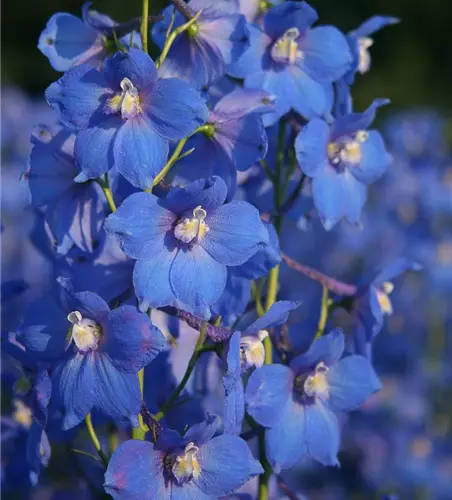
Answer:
263, 2, 318, 39
102, 305, 166, 373
104, 440, 169, 500
355, 15, 400, 38
245, 364, 293, 427
327, 355, 382, 411
295, 118, 330, 177
103, 48, 157, 90
146, 78, 208, 140
304, 403, 340, 466
105, 192, 176, 260
170, 245, 227, 308
202, 201, 269, 266
245, 300, 300, 334
113, 117, 169, 189
350, 130, 391, 184
223, 331, 244, 435
228, 24, 269, 79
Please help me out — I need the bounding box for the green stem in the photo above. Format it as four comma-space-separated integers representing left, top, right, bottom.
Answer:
96, 175, 117, 213
155, 322, 208, 421
314, 286, 329, 340
140, 0, 150, 53
85, 413, 108, 467
258, 431, 272, 500
132, 369, 147, 440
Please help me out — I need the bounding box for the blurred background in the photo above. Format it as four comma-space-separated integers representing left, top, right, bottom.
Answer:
2, 1, 452, 499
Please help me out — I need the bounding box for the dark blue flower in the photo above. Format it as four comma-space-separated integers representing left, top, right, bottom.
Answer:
246, 329, 381, 471
38, 2, 141, 72
295, 99, 392, 229
172, 88, 274, 199
18, 279, 166, 429
223, 301, 300, 435
27, 124, 104, 255
105, 176, 269, 315
153, 0, 249, 90
229, 1, 352, 126
46, 49, 208, 189
104, 415, 263, 499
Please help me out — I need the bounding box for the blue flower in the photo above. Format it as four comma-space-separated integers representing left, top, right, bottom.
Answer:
153, 0, 249, 90
245, 329, 381, 471
351, 258, 422, 357
172, 87, 275, 199
223, 301, 300, 435
295, 99, 392, 229
38, 2, 141, 72
18, 279, 166, 429
105, 176, 269, 314
45, 48, 208, 189
104, 415, 263, 499
229, 1, 352, 126
27, 124, 105, 255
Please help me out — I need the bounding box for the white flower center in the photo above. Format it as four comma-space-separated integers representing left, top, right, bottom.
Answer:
172, 442, 201, 485
12, 400, 33, 429
174, 205, 209, 244
304, 361, 330, 398
328, 130, 369, 169
239, 330, 268, 371
358, 37, 373, 74
67, 310, 101, 352
106, 77, 142, 119
376, 281, 394, 315
271, 28, 303, 65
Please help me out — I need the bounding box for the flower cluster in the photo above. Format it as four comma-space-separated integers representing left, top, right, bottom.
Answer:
5, 1, 437, 499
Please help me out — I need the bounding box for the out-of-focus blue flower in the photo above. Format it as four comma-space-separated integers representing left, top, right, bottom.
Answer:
38, 2, 141, 72
223, 301, 300, 435
27, 124, 105, 255
295, 99, 392, 229
104, 415, 263, 499
351, 258, 422, 357
172, 88, 275, 198
46, 49, 208, 189
18, 278, 165, 429
105, 176, 269, 315
246, 329, 381, 471
153, 0, 249, 90
229, 1, 352, 126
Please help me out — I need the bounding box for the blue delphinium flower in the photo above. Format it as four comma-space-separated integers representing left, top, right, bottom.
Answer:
351, 258, 422, 357
45, 48, 208, 189
295, 99, 392, 229
38, 2, 141, 72
223, 300, 300, 435
104, 415, 263, 499
27, 124, 104, 255
18, 278, 166, 429
172, 87, 275, 198
153, 0, 249, 90
105, 176, 269, 315
229, 1, 352, 126
246, 329, 381, 471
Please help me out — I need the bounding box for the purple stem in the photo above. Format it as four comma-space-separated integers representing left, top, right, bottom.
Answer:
171, 0, 195, 19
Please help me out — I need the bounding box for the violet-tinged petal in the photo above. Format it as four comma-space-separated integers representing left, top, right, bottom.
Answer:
294, 118, 330, 177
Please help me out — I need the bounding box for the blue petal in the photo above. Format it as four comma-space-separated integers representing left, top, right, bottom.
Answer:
351, 130, 391, 184
146, 79, 209, 140
245, 364, 293, 427
245, 300, 300, 334
29, 370, 52, 427
214, 88, 275, 117
304, 402, 340, 466
103, 48, 157, 90
327, 355, 382, 411
223, 331, 244, 435
105, 192, 176, 260
74, 115, 120, 182
113, 117, 169, 189
26, 424, 50, 481
354, 15, 400, 38
163, 176, 228, 214
58, 280, 111, 323
374, 258, 423, 284
102, 305, 166, 373
290, 328, 345, 373
265, 399, 306, 472
38, 13, 99, 72
93, 353, 141, 426
170, 245, 227, 308
340, 169, 368, 225
82, 2, 116, 30
331, 98, 390, 139
196, 435, 263, 496
52, 353, 96, 430
184, 414, 219, 445
201, 201, 269, 266
133, 249, 178, 311
300, 26, 352, 83
45, 64, 110, 129
104, 440, 169, 499
294, 119, 330, 176
211, 272, 252, 327
263, 2, 318, 39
